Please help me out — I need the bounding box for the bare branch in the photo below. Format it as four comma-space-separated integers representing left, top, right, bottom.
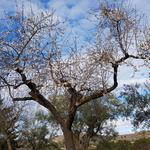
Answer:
15, 68, 65, 126
77, 64, 118, 107
13, 97, 33, 101
0, 76, 13, 99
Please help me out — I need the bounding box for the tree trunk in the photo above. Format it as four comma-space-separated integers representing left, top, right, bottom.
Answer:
80, 135, 90, 150
7, 139, 13, 150
74, 134, 90, 150
73, 134, 83, 150
62, 128, 76, 150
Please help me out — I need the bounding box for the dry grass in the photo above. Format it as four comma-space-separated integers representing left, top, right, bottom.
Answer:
116, 131, 150, 142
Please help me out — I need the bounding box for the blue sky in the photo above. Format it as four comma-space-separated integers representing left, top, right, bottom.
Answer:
0, 0, 149, 134
0, 0, 150, 44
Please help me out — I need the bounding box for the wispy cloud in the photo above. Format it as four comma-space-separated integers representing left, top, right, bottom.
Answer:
0, 0, 149, 80
0, 0, 43, 17
0, 0, 149, 135
115, 119, 134, 135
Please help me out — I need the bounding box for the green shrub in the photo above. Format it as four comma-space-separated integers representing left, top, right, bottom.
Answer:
115, 140, 132, 150
132, 138, 150, 150
96, 140, 132, 150
96, 138, 150, 150
96, 141, 117, 150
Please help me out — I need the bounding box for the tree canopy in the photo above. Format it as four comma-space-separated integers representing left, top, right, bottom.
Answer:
0, 1, 149, 149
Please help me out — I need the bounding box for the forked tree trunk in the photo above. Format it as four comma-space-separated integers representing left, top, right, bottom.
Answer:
62, 128, 76, 150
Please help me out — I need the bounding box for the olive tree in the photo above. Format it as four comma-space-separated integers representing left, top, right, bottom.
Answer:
0, 98, 22, 150
119, 83, 150, 129
0, 1, 149, 150
72, 95, 119, 150
20, 110, 60, 150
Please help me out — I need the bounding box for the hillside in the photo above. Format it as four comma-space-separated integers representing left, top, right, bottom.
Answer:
116, 131, 150, 141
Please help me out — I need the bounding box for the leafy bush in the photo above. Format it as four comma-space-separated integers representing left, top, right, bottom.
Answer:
132, 138, 150, 150
96, 141, 117, 150
116, 140, 132, 150
97, 140, 132, 150
96, 138, 150, 150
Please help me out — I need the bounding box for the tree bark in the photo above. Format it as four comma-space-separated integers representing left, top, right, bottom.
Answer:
73, 134, 90, 150
80, 135, 90, 150
62, 128, 76, 150
7, 138, 13, 150
62, 128, 90, 150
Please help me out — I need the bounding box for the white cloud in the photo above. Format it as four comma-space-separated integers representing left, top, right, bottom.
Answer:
47, 0, 96, 19
118, 78, 149, 87
46, 0, 97, 43
115, 119, 134, 135
0, 0, 54, 18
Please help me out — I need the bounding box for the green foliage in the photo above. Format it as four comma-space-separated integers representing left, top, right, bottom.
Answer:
96, 141, 116, 150
96, 140, 132, 150
132, 138, 150, 150
20, 110, 59, 150
73, 95, 120, 138
0, 100, 21, 150
51, 95, 69, 118
116, 140, 132, 150
96, 138, 150, 150
119, 84, 150, 128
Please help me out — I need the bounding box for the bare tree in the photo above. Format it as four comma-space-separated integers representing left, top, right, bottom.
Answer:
0, 1, 149, 150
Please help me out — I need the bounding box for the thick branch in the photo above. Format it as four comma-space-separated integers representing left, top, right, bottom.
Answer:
65, 105, 77, 129
63, 82, 81, 129
77, 51, 148, 107
56, 78, 80, 129
116, 53, 148, 64
77, 64, 118, 107
15, 68, 65, 126
13, 97, 33, 101
128, 54, 148, 60
29, 90, 65, 125
0, 76, 13, 99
